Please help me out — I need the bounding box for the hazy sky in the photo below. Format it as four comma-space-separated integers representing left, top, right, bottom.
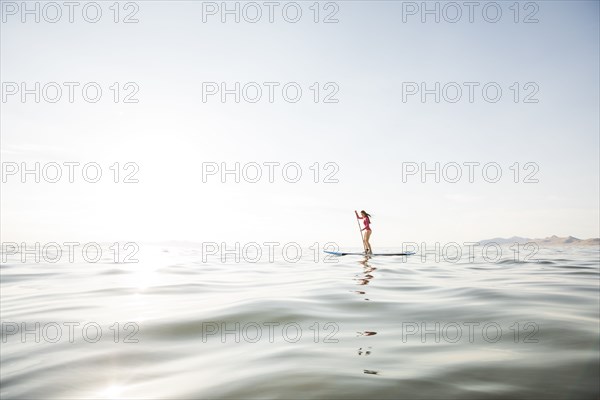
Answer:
1, 0, 599, 246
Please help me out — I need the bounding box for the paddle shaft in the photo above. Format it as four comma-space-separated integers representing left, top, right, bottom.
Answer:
355, 212, 366, 251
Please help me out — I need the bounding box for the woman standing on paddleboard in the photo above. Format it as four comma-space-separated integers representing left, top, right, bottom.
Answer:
355, 210, 372, 254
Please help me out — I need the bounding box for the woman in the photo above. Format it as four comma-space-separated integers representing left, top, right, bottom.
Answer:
355, 210, 372, 254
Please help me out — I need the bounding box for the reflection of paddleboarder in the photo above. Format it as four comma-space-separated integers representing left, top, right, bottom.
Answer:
355, 210, 372, 254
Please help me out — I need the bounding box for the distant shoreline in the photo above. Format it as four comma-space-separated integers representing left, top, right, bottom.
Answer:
479, 236, 600, 247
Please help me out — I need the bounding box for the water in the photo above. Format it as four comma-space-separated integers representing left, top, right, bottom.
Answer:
1, 244, 599, 399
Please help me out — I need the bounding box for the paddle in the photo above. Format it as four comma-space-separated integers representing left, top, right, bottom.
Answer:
355, 210, 366, 252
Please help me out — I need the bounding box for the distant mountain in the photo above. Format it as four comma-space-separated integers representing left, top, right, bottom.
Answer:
479, 236, 530, 245
535, 235, 599, 246
479, 236, 600, 246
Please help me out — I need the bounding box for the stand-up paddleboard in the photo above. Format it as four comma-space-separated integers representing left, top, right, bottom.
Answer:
324, 251, 415, 256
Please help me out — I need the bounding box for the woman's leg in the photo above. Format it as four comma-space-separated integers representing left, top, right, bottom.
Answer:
364, 230, 372, 252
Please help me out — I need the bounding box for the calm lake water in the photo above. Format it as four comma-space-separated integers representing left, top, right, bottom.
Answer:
1, 243, 599, 399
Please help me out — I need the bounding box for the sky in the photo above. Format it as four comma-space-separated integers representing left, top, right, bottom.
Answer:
1, 0, 599, 247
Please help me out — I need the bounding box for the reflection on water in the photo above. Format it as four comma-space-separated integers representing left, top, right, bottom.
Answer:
355, 257, 376, 289
358, 347, 371, 356
355, 256, 379, 375
1, 244, 599, 399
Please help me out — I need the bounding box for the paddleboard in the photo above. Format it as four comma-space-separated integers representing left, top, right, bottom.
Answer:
324, 251, 415, 256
